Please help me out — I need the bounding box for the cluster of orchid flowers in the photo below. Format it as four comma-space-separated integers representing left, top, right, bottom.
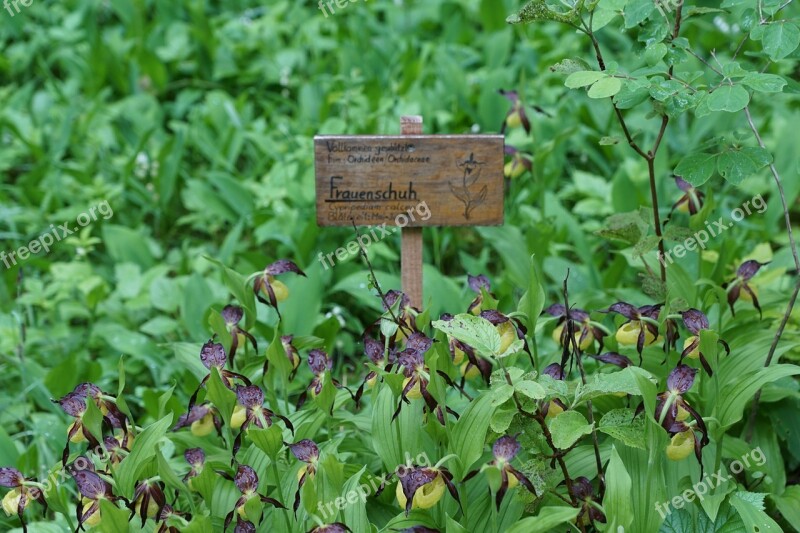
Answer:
1, 250, 771, 532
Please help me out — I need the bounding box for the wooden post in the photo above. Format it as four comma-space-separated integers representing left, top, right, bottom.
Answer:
400, 116, 424, 309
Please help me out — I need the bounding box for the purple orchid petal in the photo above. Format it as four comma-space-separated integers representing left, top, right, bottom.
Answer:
0, 468, 24, 488
468, 274, 491, 294
308, 349, 331, 375
607, 302, 639, 320
235, 520, 257, 533
266, 260, 306, 277
235, 385, 265, 408
591, 352, 633, 368
544, 303, 567, 317
222, 305, 244, 325
234, 465, 259, 494
200, 341, 227, 369
667, 365, 697, 394
479, 310, 509, 325
173, 405, 212, 429
681, 309, 709, 334
58, 392, 87, 418
674, 176, 693, 192
364, 336, 385, 364
70, 469, 111, 500
737, 260, 766, 281
492, 436, 521, 461
184, 448, 206, 467
405, 332, 433, 354
542, 363, 565, 380
289, 439, 320, 463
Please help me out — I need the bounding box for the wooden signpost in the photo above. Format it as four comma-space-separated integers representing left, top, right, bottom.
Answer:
314, 116, 504, 308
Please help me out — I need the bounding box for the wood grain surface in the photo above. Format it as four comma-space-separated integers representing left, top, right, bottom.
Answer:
314, 134, 504, 227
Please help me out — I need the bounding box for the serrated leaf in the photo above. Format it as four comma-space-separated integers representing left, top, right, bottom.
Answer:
598, 408, 646, 449
432, 314, 501, 357
550, 57, 592, 73
516, 380, 546, 400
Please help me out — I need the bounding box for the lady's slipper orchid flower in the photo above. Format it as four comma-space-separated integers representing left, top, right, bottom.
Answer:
253, 259, 306, 318
68, 464, 122, 531
545, 304, 607, 353
570, 477, 606, 526
504, 146, 533, 179
540, 363, 568, 419
499, 90, 531, 134
183, 448, 206, 484
724, 260, 768, 317
188, 341, 251, 413
232, 385, 294, 459
679, 309, 730, 376
604, 302, 668, 362
222, 465, 286, 531
462, 436, 537, 509
288, 439, 320, 514
384, 464, 461, 516
234, 519, 257, 533
650, 365, 709, 471
173, 404, 222, 438
130, 479, 166, 527
221, 305, 257, 366
392, 333, 457, 424
467, 274, 494, 315
670, 176, 705, 215
1, 467, 47, 533
156, 504, 191, 533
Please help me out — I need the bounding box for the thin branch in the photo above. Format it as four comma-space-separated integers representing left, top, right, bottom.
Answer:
742, 105, 800, 441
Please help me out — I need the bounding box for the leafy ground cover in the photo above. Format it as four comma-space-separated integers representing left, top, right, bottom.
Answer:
1, 0, 799, 531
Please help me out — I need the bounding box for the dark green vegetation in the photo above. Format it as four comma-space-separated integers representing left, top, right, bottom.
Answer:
1, 0, 799, 531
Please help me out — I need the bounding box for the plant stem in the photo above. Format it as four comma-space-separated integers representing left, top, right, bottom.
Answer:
742, 105, 800, 442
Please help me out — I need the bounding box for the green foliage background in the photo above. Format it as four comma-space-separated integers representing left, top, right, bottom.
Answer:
0, 0, 799, 531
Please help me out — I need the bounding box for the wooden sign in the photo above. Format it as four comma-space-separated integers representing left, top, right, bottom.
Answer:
313, 116, 505, 309
314, 134, 504, 227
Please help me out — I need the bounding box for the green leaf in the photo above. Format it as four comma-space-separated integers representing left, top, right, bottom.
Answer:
432, 314, 501, 357
719, 364, 800, 428
598, 408, 646, 449
450, 393, 495, 478
115, 415, 173, 499
206, 367, 237, 425
771, 486, 800, 528
504, 506, 579, 533
762, 21, 800, 60
707, 85, 750, 113
588, 76, 623, 98
547, 410, 593, 449
624, 0, 655, 27
565, 70, 606, 89
98, 499, 132, 533
729, 491, 783, 531
741, 73, 787, 93
603, 446, 633, 531
515, 380, 546, 400
248, 425, 285, 460
574, 368, 642, 404
507, 0, 580, 24
675, 153, 718, 187
717, 146, 772, 184
518, 254, 545, 334
342, 466, 370, 532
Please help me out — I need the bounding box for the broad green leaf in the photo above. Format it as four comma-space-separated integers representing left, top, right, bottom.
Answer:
741, 73, 787, 93
717, 146, 772, 185
450, 393, 495, 478
707, 85, 750, 113
504, 506, 579, 533
718, 364, 800, 428
98, 499, 132, 533
574, 368, 642, 404
603, 446, 633, 531
565, 70, 606, 88
599, 408, 646, 449
248, 425, 285, 460
432, 314, 501, 357
515, 380, 546, 400
771, 486, 800, 528
115, 415, 173, 499
548, 410, 593, 449
588, 76, 623, 98
762, 21, 800, 60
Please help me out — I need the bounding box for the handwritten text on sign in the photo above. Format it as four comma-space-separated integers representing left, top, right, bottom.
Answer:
314, 135, 504, 227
